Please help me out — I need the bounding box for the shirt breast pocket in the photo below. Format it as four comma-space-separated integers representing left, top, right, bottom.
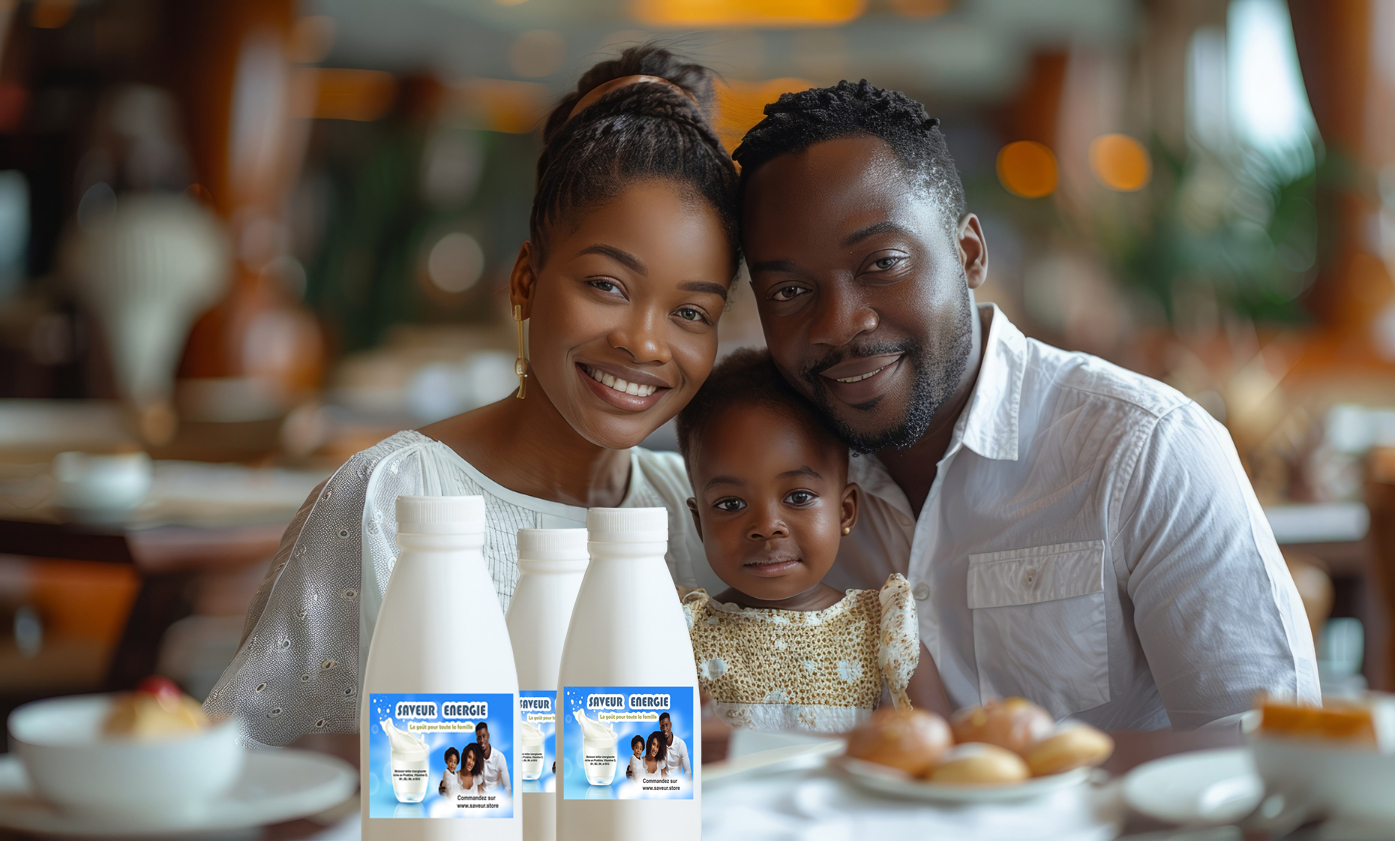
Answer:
967, 541, 1109, 719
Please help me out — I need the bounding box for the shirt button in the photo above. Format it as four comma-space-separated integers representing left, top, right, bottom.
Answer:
912, 582, 931, 601
1023, 568, 1038, 587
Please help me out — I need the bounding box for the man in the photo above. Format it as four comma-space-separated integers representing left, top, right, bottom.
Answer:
476, 722, 511, 796
732, 80, 1319, 730
659, 712, 690, 777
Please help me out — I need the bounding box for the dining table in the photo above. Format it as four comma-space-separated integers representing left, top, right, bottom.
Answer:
0, 714, 1323, 841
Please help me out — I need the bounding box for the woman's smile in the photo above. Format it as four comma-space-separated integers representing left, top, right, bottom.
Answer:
576, 362, 670, 411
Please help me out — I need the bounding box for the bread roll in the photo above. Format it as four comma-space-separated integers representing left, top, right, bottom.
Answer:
845, 707, 952, 775
1025, 722, 1114, 776
950, 697, 1054, 756
928, 743, 1030, 785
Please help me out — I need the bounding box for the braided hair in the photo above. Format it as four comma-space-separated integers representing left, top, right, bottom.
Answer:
732, 80, 966, 233
530, 46, 740, 268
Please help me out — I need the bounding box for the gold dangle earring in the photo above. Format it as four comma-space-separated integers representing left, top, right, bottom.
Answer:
513, 304, 528, 399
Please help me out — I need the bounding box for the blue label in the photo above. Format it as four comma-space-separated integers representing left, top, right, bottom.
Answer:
519, 690, 556, 793
366, 693, 515, 819
560, 686, 694, 800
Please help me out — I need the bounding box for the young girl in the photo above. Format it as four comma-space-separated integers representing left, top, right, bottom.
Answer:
678, 350, 952, 734
439, 746, 462, 797
625, 734, 645, 779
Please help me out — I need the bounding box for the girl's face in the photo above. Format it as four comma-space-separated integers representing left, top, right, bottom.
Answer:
633, 741, 643, 758
514, 179, 734, 450
689, 403, 857, 602
447, 754, 458, 772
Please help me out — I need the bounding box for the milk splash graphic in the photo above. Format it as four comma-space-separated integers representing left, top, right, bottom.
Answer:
573, 710, 619, 786
380, 719, 429, 803
520, 718, 545, 781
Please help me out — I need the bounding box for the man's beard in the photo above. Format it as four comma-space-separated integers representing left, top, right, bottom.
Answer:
801, 285, 974, 456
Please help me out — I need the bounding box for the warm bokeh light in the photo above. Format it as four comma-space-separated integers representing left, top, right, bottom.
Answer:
448, 78, 549, 134
714, 78, 817, 152
1089, 133, 1151, 191
633, 0, 864, 28
305, 69, 398, 121
509, 29, 566, 79
996, 140, 1058, 198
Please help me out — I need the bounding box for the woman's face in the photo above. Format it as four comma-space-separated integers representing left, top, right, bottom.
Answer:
518, 179, 734, 449
463, 751, 475, 774
648, 736, 660, 759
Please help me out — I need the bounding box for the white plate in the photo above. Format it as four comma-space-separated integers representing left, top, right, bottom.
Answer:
0, 748, 357, 838
837, 755, 1091, 803
1123, 748, 1262, 826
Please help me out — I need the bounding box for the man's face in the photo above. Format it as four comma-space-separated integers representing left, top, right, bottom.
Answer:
743, 136, 979, 453
478, 727, 490, 750
660, 716, 672, 737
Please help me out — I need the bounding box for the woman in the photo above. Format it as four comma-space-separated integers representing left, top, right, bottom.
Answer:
641, 731, 669, 782
205, 46, 741, 746
458, 742, 486, 795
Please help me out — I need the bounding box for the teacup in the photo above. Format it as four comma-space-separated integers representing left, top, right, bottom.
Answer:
1250, 732, 1395, 828
8, 694, 244, 819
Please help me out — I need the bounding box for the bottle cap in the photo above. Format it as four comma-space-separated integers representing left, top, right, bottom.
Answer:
516, 528, 589, 561
586, 507, 668, 544
396, 495, 486, 535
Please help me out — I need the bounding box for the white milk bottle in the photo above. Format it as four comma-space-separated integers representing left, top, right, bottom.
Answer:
360, 496, 522, 840
555, 508, 700, 841
505, 528, 588, 841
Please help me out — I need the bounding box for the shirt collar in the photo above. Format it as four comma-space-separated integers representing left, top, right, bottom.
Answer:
958, 303, 1026, 462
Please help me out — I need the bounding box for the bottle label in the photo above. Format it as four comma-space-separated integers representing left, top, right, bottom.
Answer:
518, 690, 556, 792
560, 686, 695, 800
366, 693, 516, 819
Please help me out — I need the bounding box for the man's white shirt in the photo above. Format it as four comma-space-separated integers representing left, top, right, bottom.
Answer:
481, 747, 510, 795
824, 305, 1319, 730
664, 733, 690, 777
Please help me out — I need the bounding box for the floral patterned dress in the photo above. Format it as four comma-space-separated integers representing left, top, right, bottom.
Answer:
682, 574, 919, 734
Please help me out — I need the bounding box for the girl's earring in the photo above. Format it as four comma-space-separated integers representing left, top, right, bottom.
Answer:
513, 304, 528, 399
842, 526, 852, 535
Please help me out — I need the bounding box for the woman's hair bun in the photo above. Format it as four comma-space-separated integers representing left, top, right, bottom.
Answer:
528, 45, 740, 271
542, 45, 717, 146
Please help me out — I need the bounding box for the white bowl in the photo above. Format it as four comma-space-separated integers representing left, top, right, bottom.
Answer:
51, 450, 153, 513
1250, 732, 1395, 827
8, 694, 244, 819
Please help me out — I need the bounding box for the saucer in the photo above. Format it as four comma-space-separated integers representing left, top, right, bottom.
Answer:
837, 755, 1091, 803
0, 749, 356, 837
1122, 748, 1262, 826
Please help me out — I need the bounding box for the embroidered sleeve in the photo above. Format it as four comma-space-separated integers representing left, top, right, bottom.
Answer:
877, 573, 919, 710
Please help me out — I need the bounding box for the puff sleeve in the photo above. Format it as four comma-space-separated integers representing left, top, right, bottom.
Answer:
877, 573, 920, 710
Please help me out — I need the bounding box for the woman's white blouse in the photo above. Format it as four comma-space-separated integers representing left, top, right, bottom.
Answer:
204, 429, 704, 746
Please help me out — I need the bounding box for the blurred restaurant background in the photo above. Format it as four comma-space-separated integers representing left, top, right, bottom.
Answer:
0, 0, 1391, 724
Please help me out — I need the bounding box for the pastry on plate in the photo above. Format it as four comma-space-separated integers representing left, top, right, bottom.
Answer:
1026, 722, 1114, 776
950, 697, 1054, 757
845, 707, 952, 776
103, 675, 210, 739
927, 742, 1030, 785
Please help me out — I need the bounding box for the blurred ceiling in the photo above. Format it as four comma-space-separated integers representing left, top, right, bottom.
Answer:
310, 0, 1138, 102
